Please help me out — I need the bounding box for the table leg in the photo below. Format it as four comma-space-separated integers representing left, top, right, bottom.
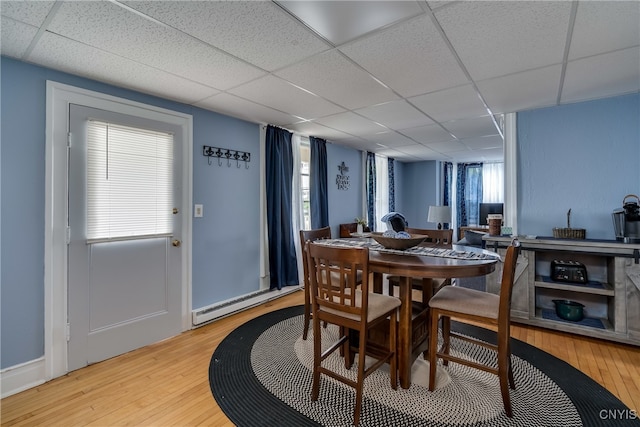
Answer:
398, 276, 412, 389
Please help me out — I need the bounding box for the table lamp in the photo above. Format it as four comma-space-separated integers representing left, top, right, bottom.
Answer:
428, 205, 451, 230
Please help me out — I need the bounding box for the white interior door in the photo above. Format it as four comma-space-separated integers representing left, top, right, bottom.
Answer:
67, 104, 183, 371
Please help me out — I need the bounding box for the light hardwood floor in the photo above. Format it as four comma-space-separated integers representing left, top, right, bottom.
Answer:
1, 289, 638, 426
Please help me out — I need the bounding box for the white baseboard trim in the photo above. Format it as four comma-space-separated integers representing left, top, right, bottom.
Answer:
192, 286, 301, 326
1, 287, 302, 398
1, 357, 47, 398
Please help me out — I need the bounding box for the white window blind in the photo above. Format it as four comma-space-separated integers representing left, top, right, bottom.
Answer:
86, 120, 174, 242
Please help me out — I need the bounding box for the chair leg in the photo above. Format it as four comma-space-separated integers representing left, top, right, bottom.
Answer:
353, 330, 368, 426
428, 309, 439, 391
442, 316, 451, 366
343, 327, 353, 369
498, 361, 513, 417
507, 339, 516, 389
303, 285, 311, 340
311, 317, 322, 402
498, 338, 514, 417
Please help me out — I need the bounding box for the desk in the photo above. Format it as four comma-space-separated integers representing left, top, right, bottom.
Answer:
367, 244, 497, 388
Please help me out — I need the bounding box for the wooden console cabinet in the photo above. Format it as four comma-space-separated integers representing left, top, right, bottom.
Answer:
459, 225, 489, 239
483, 236, 640, 346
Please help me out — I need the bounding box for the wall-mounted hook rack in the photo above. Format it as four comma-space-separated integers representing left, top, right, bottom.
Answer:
203, 145, 251, 169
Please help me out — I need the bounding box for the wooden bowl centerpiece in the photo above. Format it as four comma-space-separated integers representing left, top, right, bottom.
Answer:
371, 233, 428, 250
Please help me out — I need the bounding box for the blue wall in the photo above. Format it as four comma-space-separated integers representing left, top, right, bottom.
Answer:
191, 114, 260, 305
0, 56, 368, 370
1, 57, 260, 368
326, 143, 364, 237
517, 93, 640, 239
398, 160, 439, 228
1, 58, 48, 367
4, 53, 635, 371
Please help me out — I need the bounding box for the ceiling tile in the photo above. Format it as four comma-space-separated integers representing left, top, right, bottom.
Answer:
394, 144, 444, 160
0, 1, 55, 26
459, 135, 504, 151
340, 15, 468, 97
286, 121, 353, 141
329, 136, 373, 152
426, 140, 468, 154
314, 112, 388, 135
0, 17, 38, 58
49, 1, 265, 90
562, 47, 640, 104
375, 147, 421, 161
400, 123, 454, 144
569, 1, 640, 60
365, 131, 417, 148
124, 1, 329, 71
2, 0, 634, 163
436, 1, 572, 81
452, 148, 503, 163
355, 100, 433, 130
195, 93, 300, 127
276, 1, 424, 45
29, 32, 219, 104
477, 65, 562, 114
409, 84, 489, 122
229, 75, 345, 120
441, 116, 499, 140
275, 50, 398, 110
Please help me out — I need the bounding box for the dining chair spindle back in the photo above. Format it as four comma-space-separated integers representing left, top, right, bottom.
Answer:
299, 227, 332, 340
428, 238, 521, 417
307, 242, 400, 426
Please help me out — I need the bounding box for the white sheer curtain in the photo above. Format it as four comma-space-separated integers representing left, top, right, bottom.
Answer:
375, 154, 389, 232
482, 162, 504, 203
291, 134, 305, 287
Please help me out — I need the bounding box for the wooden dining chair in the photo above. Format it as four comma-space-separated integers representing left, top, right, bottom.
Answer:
307, 242, 400, 426
339, 222, 371, 238
428, 238, 521, 417
387, 227, 454, 306
299, 227, 332, 340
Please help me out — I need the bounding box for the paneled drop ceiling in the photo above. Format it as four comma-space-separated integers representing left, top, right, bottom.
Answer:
1, 1, 638, 162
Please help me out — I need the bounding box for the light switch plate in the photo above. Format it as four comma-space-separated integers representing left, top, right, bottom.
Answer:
194, 204, 203, 218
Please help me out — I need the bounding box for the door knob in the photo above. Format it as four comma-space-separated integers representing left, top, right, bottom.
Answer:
172, 239, 181, 247
173, 208, 179, 214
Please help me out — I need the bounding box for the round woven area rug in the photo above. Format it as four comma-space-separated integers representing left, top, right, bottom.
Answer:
209, 305, 637, 427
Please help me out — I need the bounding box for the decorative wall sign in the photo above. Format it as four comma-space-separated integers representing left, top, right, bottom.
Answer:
336, 161, 350, 190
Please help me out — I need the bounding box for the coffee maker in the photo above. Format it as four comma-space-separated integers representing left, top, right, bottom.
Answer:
612, 194, 640, 243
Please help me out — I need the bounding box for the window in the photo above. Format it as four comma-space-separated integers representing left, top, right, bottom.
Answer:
299, 142, 311, 230
446, 162, 504, 231
482, 162, 504, 203
463, 164, 483, 226
86, 120, 174, 241
375, 154, 389, 231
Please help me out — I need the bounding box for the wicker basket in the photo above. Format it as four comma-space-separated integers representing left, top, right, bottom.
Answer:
553, 209, 586, 239
552, 227, 586, 239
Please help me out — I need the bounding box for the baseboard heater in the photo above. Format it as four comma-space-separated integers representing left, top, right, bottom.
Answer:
192, 286, 300, 326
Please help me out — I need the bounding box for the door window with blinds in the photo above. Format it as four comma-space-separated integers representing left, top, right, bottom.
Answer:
86, 120, 174, 242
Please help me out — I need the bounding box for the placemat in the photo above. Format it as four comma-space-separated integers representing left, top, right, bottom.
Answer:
315, 238, 501, 261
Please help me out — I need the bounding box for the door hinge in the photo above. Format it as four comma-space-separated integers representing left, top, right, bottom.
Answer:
67, 132, 72, 147
66, 226, 71, 244
66, 323, 71, 342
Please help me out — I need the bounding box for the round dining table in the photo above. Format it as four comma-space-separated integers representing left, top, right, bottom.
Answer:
367, 244, 498, 389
